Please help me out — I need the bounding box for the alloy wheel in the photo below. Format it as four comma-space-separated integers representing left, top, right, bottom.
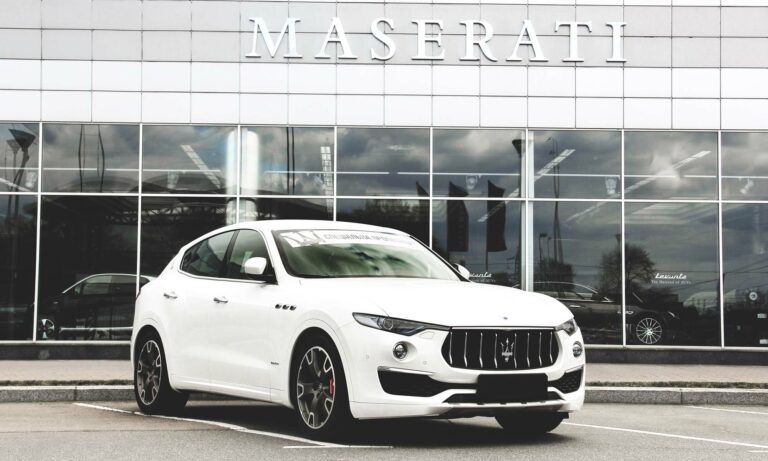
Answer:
136, 340, 162, 406
296, 346, 336, 430
635, 317, 663, 345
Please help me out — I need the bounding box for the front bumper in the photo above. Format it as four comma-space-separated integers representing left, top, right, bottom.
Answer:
337, 322, 586, 420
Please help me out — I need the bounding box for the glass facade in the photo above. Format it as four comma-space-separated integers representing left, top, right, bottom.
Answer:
2, 123, 768, 349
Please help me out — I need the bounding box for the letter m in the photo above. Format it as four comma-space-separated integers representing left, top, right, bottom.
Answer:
246, 17, 302, 58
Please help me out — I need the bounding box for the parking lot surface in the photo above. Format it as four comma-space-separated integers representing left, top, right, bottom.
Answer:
1, 401, 767, 460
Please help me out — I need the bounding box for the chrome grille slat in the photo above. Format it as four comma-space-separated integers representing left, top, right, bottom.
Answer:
463, 331, 468, 367
479, 332, 484, 368
441, 328, 559, 371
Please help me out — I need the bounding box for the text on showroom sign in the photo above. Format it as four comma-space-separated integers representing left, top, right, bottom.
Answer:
246, 18, 627, 63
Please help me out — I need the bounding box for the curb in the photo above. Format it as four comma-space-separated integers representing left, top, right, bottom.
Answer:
2, 385, 768, 405
585, 386, 768, 405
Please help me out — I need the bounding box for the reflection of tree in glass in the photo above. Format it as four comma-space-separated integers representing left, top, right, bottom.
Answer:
598, 244, 654, 300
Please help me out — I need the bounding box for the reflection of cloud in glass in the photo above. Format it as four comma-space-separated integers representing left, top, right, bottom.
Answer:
433, 129, 522, 197
722, 132, 768, 200
142, 125, 237, 194
42, 124, 139, 193
337, 128, 429, 196
531, 130, 621, 199
241, 127, 334, 196
624, 131, 717, 200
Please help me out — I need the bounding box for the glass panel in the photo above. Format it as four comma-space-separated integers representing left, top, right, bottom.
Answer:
532, 131, 621, 199
624, 131, 718, 200
225, 230, 272, 280
433, 129, 523, 198
624, 202, 720, 346
533, 201, 622, 344
337, 128, 429, 196
723, 204, 768, 347
722, 132, 768, 200
42, 124, 139, 193
241, 126, 334, 196
0, 123, 39, 193
0, 195, 37, 340
336, 199, 429, 243
142, 125, 237, 194
239, 197, 333, 222
140, 197, 236, 277
181, 231, 233, 278
37, 196, 139, 341
432, 199, 521, 287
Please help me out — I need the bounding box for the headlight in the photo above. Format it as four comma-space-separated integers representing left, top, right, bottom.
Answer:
353, 313, 448, 336
555, 318, 578, 336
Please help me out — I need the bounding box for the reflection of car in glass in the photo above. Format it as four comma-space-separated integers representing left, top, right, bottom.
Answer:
38, 274, 153, 340
132, 220, 585, 439
531, 282, 682, 346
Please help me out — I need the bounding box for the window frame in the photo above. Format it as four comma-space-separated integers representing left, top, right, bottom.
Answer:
178, 227, 278, 284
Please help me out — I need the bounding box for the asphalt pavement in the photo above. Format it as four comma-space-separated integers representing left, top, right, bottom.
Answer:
1, 401, 767, 460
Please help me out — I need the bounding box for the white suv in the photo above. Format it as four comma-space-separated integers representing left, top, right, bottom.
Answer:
131, 220, 585, 439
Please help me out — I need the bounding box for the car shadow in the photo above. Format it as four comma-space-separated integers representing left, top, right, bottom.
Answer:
176, 401, 575, 448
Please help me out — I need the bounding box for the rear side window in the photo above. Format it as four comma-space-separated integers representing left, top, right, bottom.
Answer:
225, 230, 273, 279
181, 231, 234, 277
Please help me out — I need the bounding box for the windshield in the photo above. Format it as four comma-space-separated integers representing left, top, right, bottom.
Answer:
273, 229, 460, 280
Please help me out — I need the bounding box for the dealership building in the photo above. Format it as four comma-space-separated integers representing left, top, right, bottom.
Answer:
1, 0, 768, 359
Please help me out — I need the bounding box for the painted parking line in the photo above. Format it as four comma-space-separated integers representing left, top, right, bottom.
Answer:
73, 403, 391, 450
563, 422, 768, 451
687, 406, 768, 416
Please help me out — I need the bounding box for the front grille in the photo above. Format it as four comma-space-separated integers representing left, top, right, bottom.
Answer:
552, 367, 583, 394
441, 329, 559, 370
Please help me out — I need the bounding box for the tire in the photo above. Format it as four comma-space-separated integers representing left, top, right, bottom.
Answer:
133, 330, 188, 415
634, 316, 665, 345
290, 333, 353, 440
495, 412, 565, 437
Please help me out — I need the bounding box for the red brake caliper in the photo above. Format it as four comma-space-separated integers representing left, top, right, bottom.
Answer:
329, 377, 334, 396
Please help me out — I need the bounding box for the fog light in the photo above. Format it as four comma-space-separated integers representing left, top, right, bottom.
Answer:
572, 342, 584, 358
393, 342, 408, 360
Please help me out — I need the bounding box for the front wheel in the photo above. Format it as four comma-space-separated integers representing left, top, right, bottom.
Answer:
291, 334, 353, 440
133, 331, 188, 415
495, 412, 565, 437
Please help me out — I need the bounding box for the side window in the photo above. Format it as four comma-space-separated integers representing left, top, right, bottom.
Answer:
226, 230, 272, 279
109, 275, 137, 295
80, 275, 112, 296
182, 231, 234, 278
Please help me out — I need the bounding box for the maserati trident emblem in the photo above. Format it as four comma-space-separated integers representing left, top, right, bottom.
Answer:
500, 338, 515, 363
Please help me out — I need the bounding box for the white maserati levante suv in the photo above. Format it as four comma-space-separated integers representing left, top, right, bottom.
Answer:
131, 220, 585, 438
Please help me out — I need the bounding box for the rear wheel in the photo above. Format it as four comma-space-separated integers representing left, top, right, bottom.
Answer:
291, 334, 353, 440
495, 412, 565, 437
133, 331, 188, 415
634, 316, 664, 345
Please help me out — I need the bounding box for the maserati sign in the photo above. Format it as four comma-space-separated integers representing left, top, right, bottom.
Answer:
246, 17, 627, 63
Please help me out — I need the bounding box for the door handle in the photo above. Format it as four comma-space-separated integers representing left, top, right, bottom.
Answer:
163, 291, 178, 300
568, 304, 581, 308
213, 296, 228, 304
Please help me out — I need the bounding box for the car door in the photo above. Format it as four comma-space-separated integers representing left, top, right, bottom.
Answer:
166, 231, 234, 388
207, 229, 281, 399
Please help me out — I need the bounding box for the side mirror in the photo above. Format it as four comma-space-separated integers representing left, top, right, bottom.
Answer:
455, 264, 471, 280
244, 257, 267, 276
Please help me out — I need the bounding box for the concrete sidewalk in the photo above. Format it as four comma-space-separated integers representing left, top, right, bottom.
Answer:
0, 361, 766, 404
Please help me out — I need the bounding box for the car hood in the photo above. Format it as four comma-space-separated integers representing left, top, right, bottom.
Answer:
298, 278, 572, 328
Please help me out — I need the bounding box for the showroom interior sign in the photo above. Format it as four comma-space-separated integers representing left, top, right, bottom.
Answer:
246, 18, 627, 63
